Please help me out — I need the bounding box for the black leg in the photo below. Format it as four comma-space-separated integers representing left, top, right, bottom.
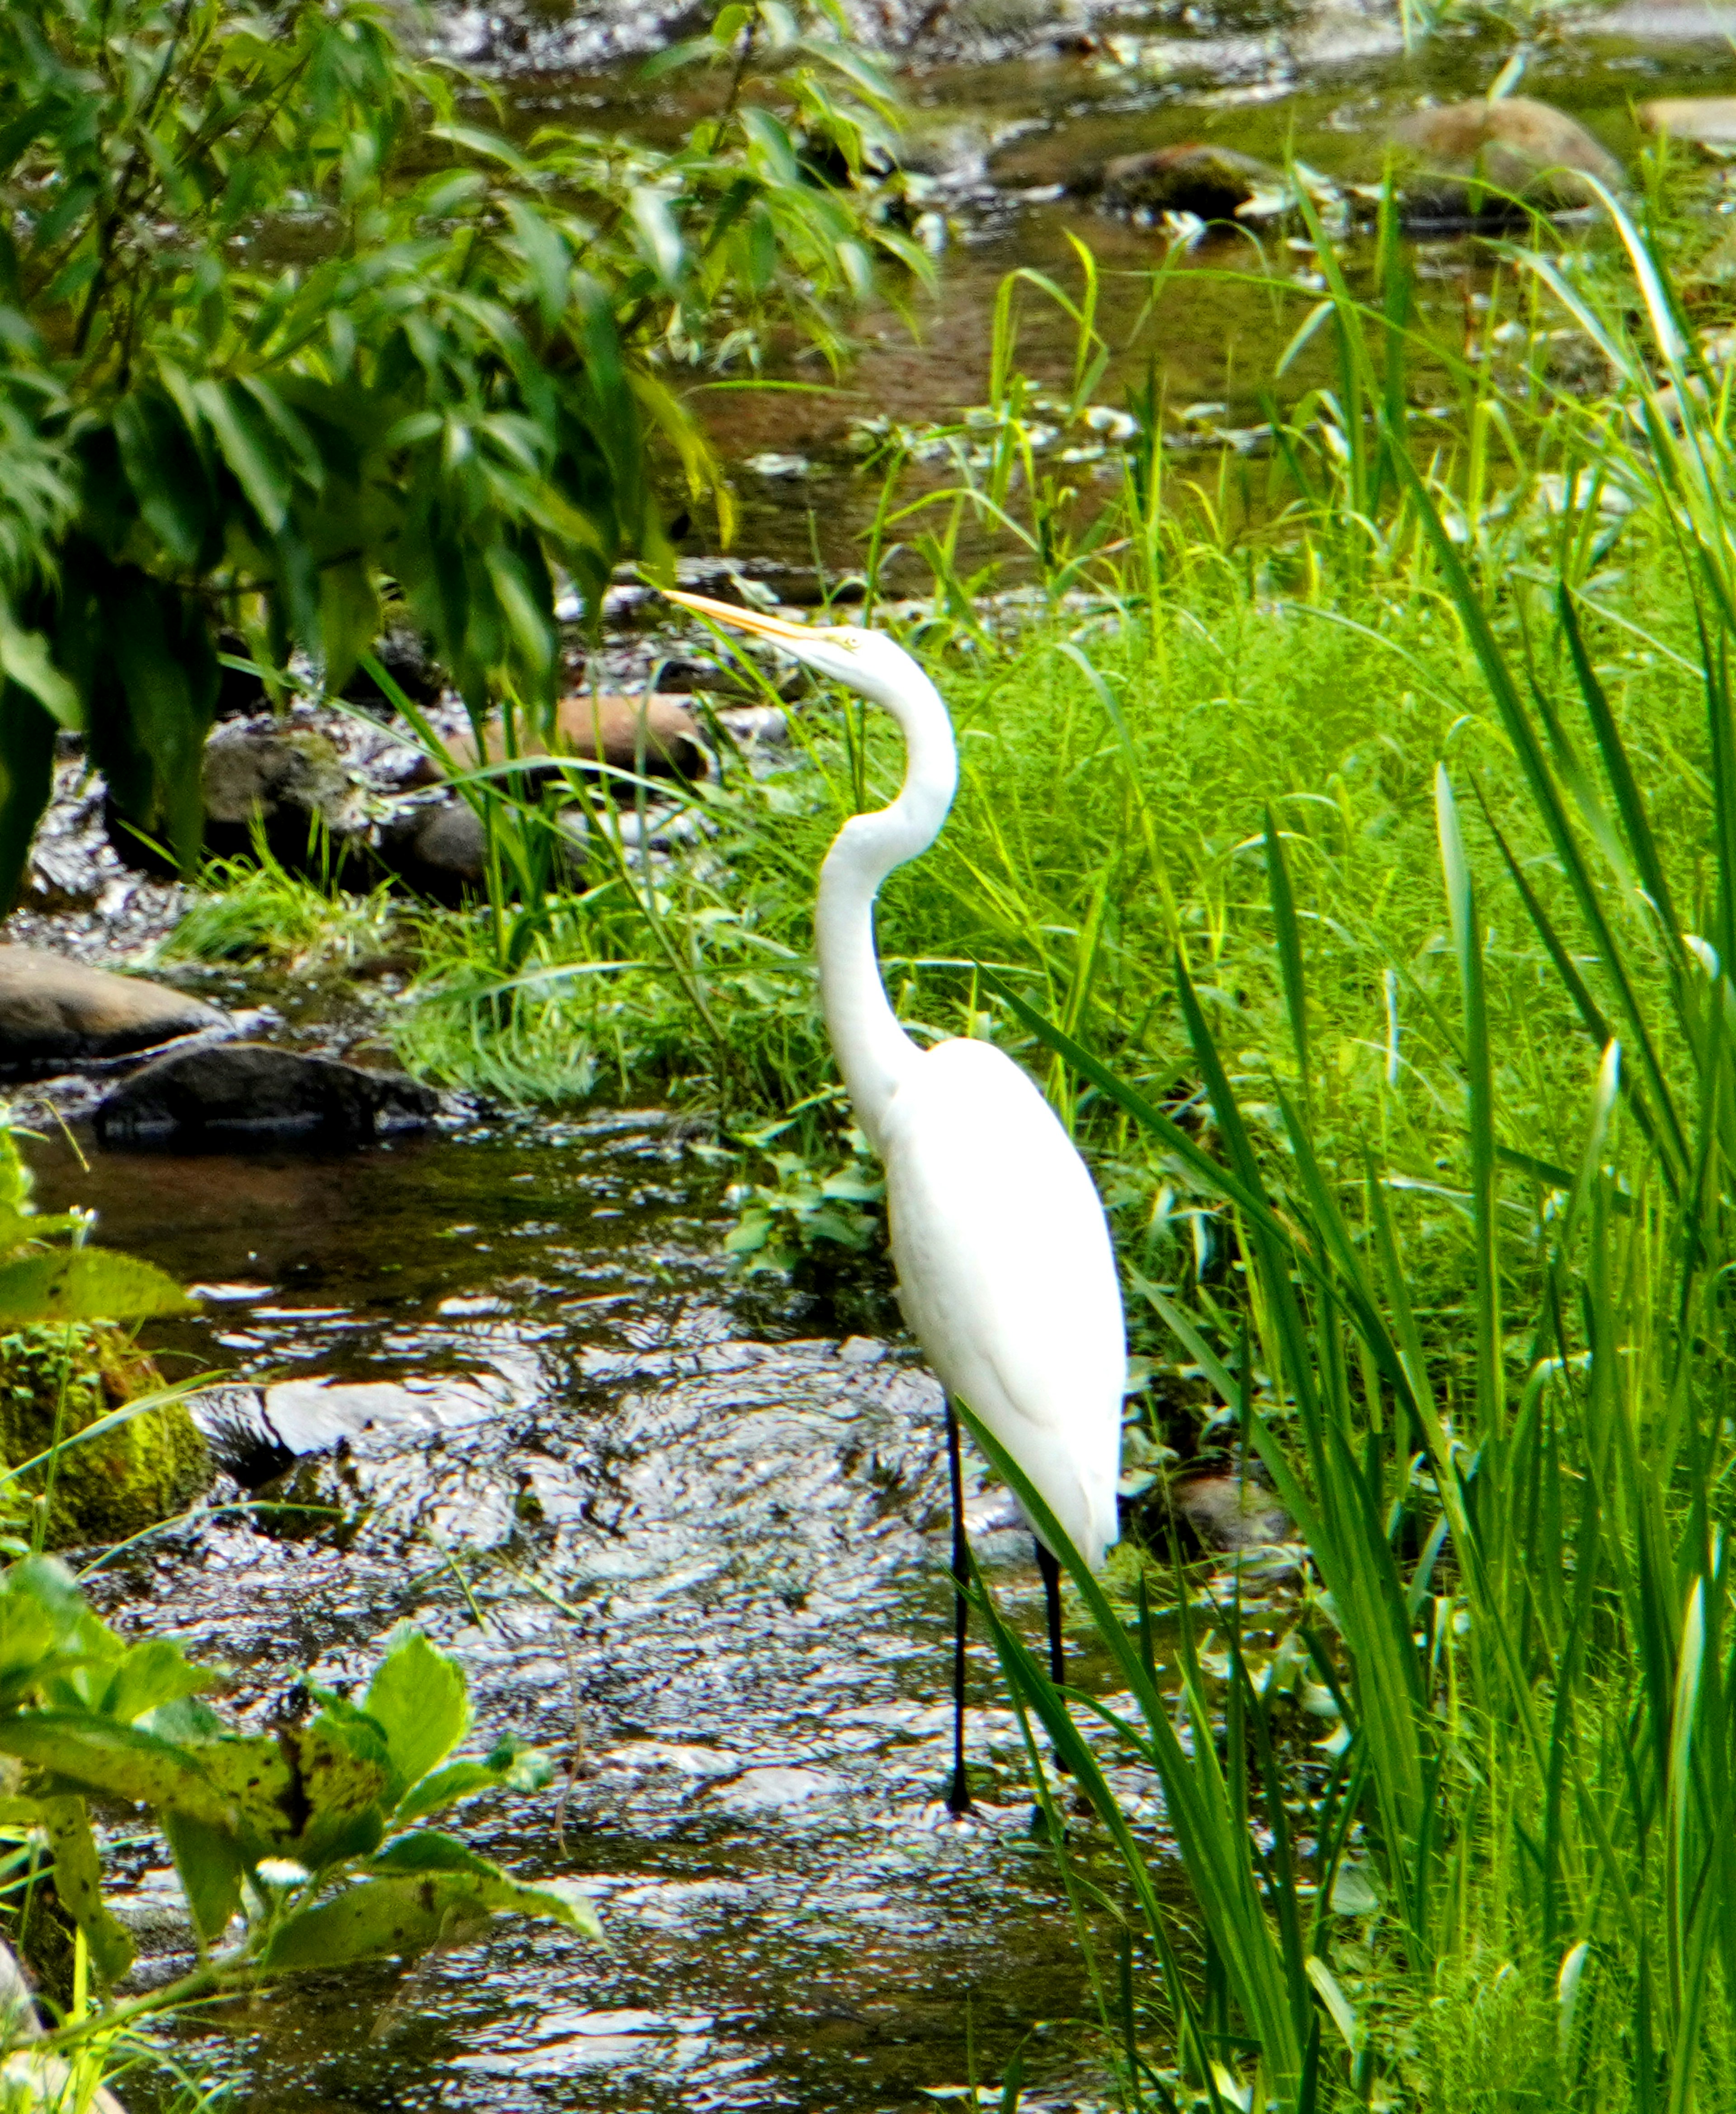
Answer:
1034, 1539, 1073, 1779
945, 1400, 973, 1816
1034, 1539, 1066, 1686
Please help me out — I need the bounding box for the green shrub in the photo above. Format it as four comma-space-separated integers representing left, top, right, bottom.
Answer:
0, 0, 917, 900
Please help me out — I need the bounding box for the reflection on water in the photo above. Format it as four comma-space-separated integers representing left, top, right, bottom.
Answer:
28, 1120, 1136, 2112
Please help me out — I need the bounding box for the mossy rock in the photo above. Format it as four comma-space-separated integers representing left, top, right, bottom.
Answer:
0, 1324, 209, 1548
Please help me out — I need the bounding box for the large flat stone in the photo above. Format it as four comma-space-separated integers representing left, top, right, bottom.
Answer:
1641, 97, 1736, 146
94, 1043, 438, 1144
443, 694, 710, 788
0, 947, 229, 1076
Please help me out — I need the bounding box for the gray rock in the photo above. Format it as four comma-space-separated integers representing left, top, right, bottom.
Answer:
0, 948, 230, 1078
94, 1043, 438, 1144
377, 795, 588, 905
107, 715, 372, 881
341, 624, 445, 713
1086, 143, 1283, 221
1383, 98, 1623, 223
200, 717, 368, 844
1169, 1472, 1290, 1552
1640, 97, 1736, 149
377, 797, 489, 903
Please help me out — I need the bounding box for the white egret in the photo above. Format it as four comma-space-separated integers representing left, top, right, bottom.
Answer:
668, 590, 1125, 1815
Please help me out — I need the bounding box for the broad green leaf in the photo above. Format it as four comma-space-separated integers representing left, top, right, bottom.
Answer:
0, 612, 77, 727
393, 1739, 550, 1822
504, 199, 569, 330
38, 1796, 134, 1987
316, 553, 380, 694
197, 1735, 302, 1854
0, 1597, 53, 1682
368, 1828, 496, 1877
0, 1557, 109, 1656
0, 1714, 233, 1830
100, 1638, 218, 1726
112, 391, 208, 568
259, 1865, 600, 1970
629, 187, 684, 293
162, 1811, 245, 1947
284, 1710, 391, 1869
193, 379, 289, 533
140, 1694, 225, 1745
393, 1760, 500, 1821
364, 1627, 470, 1805
1329, 1862, 1383, 1916
0, 1247, 190, 1322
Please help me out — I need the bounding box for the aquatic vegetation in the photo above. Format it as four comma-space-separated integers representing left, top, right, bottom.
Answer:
934, 205, 1736, 2107
160, 845, 400, 974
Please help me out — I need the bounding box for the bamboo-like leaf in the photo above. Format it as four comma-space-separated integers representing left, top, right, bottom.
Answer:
1264, 808, 1309, 1102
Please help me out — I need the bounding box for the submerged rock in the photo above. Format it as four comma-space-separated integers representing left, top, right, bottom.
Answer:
0, 947, 229, 1078
94, 1043, 439, 1144
0, 1323, 208, 1548
1168, 1470, 1290, 1552
1084, 143, 1283, 222
1382, 98, 1623, 223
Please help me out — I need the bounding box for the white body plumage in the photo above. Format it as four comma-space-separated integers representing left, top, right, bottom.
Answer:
880, 1037, 1124, 1566
668, 589, 1125, 1575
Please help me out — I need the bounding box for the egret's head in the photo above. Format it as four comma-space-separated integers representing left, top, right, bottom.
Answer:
664, 590, 921, 708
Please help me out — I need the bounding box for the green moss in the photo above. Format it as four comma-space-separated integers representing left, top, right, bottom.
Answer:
0, 1324, 208, 1549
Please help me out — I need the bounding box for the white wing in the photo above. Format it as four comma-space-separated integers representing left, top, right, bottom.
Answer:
878, 1037, 1125, 1567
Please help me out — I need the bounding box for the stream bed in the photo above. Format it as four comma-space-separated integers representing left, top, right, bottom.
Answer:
24, 1117, 1130, 2114
499, 0, 1736, 577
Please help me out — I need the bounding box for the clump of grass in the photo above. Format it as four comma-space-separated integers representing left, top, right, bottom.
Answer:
160, 849, 399, 973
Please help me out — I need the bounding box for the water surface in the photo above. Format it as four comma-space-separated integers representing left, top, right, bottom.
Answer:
28, 1119, 1137, 2112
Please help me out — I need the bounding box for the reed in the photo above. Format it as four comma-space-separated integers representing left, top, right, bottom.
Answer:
951, 194, 1736, 2110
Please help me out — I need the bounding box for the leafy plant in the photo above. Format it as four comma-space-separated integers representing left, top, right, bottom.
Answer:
0, 0, 919, 901
721, 1118, 884, 1274
0, 1130, 184, 1332
0, 1565, 583, 2035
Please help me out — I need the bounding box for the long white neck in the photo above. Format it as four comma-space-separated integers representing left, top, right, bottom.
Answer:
815, 664, 958, 1153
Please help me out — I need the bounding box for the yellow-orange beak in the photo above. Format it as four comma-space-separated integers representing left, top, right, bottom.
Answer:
664, 588, 822, 647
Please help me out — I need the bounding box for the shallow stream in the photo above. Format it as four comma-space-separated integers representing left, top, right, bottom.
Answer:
499, 2, 1736, 574
25, 1118, 1136, 2113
